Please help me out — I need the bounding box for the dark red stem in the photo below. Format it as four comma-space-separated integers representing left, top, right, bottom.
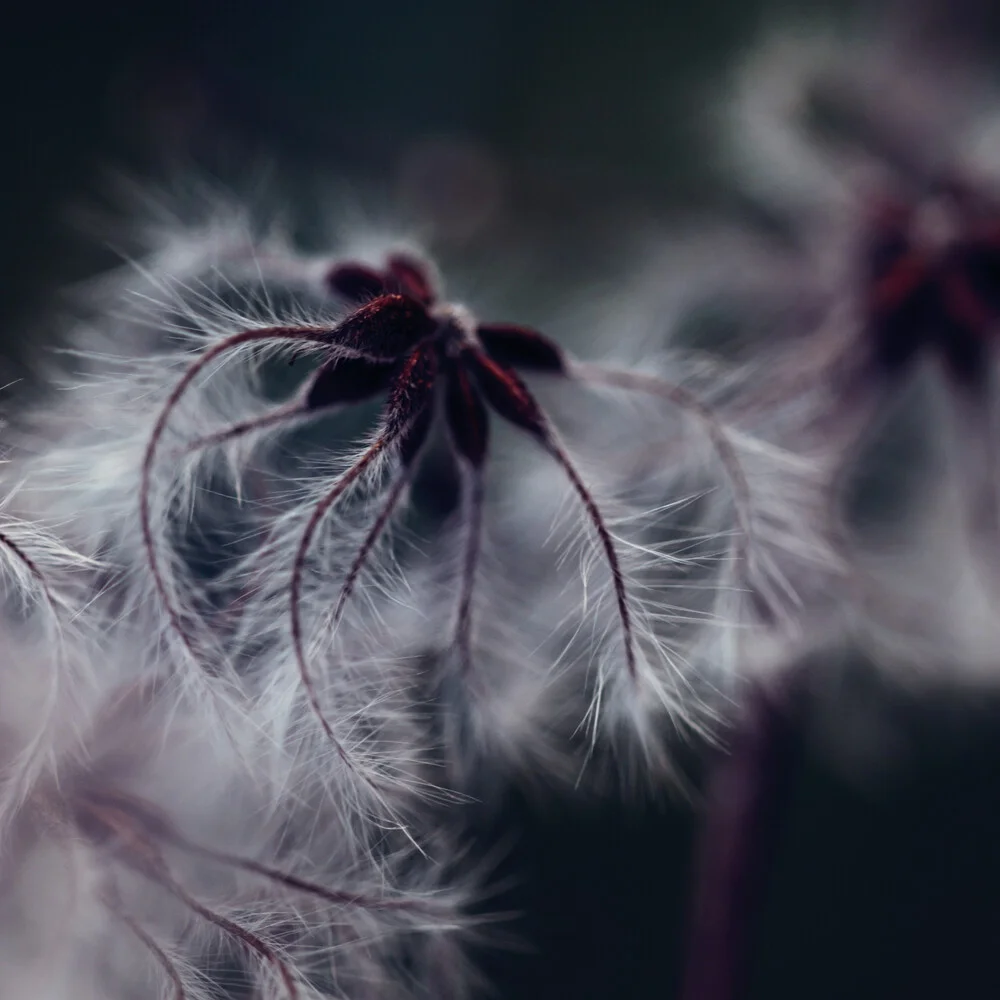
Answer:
679, 679, 800, 1000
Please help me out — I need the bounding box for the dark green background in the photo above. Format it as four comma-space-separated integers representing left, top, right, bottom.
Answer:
4, 2, 1000, 997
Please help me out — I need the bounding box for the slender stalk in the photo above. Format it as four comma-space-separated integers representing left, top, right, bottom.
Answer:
679, 678, 800, 1000
454, 468, 484, 678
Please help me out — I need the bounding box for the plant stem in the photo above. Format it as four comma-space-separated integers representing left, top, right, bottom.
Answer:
678, 678, 800, 1000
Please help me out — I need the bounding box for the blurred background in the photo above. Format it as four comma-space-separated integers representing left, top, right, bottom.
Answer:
5, 1, 1000, 997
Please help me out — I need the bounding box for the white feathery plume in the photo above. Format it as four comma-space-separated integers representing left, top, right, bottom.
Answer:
0, 202, 473, 998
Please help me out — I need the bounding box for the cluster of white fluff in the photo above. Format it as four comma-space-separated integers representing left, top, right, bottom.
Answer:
0, 163, 836, 991
5, 18, 1000, 999
0, 200, 473, 1000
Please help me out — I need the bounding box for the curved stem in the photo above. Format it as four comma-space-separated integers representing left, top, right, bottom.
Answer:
325, 469, 411, 638
468, 348, 640, 685
180, 403, 306, 456
105, 885, 187, 1000
170, 830, 447, 917
0, 527, 59, 615
571, 361, 761, 612
454, 467, 485, 678
289, 343, 437, 770
141, 325, 331, 670
85, 794, 299, 999
543, 433, 637, 682
157, 870, 299, 1000
289, 438, 390, 760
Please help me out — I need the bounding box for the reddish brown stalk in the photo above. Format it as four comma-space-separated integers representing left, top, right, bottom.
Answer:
106, 888, 187, 1000
141, 326, 333, 670
0, 527, 60, 613
454, 469, 485, 678
158, 873, 299, 1000
468, 348, 639, 682
572, 362, 762, 612
180, 403, 306, 455
92, 788, 444, 921
171, 833, 447, 918
83, 795, 300, 1000
679, 681, 799, 1000
327, 469, 412, 634
289, 437, 390, 760
542, 434, 638, 681
289, 342, 436, 762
